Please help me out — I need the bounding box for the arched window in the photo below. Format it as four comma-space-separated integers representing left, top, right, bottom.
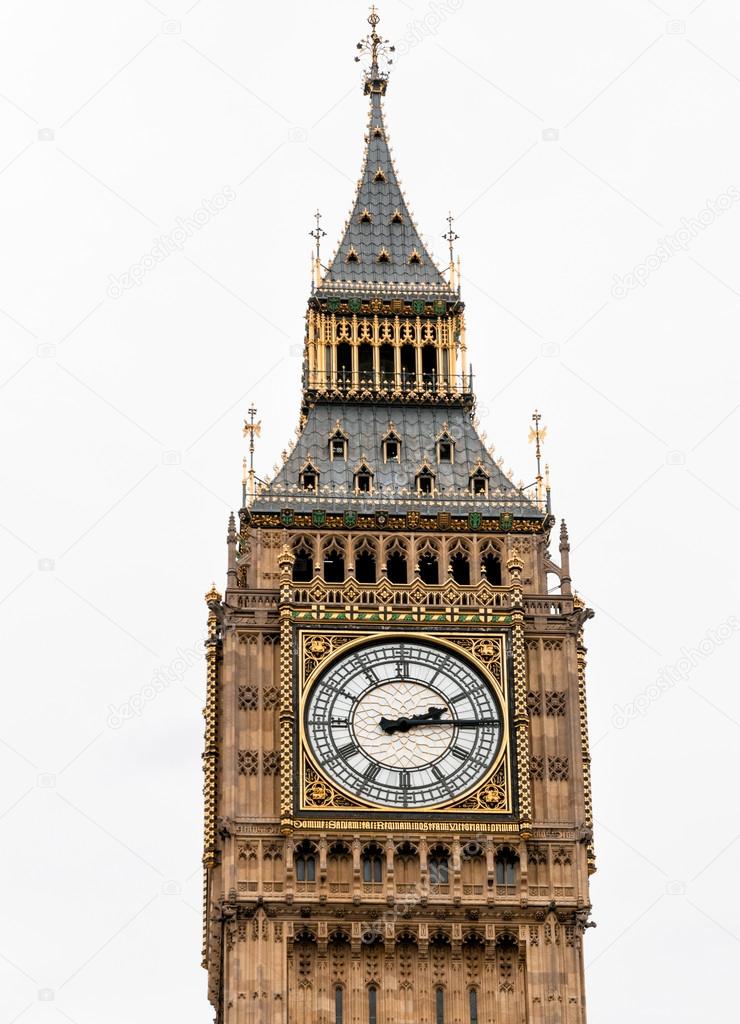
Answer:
292, 543, 313, 583
323, 544, 345, 583
482, 551, 502, 585
355, 545, 377, 584
394, 841, 419, 889
386, 550, 408, 585
435, 987, 445, 1024
295, 841, 317, 882
450, 550, 470, 585
362, 843, 383, 883
461, 842, 485, 895
335, 986, 344, 1024
299, 463, 319, 491
469, 468, 488, 495
354, 462, 374, 494
383, 427, 401, 463
495, 847, 518, 890
329, 427, 348, 461
429, 846, 450, 886
368, 986, 378, 1024
469, 989, 479, 1024
416, 467, 435, 495
418, 551, 439, 585
436, 430, 454, 463
327, 842, 352, 893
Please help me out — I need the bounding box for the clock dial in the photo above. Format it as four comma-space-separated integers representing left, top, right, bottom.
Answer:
304, 638, 503, 808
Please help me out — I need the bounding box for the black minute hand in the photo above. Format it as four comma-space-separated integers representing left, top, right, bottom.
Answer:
379, 706, 499, 735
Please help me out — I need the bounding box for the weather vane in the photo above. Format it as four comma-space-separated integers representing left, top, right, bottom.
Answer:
528, 409, 548, 508
355, 6, 395, 77
242, 404, 262, 506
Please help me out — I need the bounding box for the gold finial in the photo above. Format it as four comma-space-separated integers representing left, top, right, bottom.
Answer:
205, 582, 221, 605
355, 6, 394, 90
242, 404, 262, 507
528, 409, 548, 508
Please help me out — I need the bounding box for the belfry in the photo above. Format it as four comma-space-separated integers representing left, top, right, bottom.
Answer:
202, 10, 596, 1022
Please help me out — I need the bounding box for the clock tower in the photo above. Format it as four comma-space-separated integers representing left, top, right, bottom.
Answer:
202, 10, 596, 1022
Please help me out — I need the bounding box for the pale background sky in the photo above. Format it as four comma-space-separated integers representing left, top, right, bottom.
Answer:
1, 1, 739, 1021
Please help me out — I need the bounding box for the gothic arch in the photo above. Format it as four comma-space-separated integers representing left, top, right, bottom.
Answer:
291, 535, 315, 582
321, 536, 346, 583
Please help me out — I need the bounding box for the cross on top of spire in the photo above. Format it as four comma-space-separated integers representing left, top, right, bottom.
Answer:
355, 6, 395, 94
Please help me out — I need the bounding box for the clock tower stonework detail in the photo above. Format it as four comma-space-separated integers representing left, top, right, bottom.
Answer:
202, 12, 596, 1022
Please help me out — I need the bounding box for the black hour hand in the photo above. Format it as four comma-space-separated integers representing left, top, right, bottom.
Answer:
379, 706, 445, 735
379, 705, 499, 734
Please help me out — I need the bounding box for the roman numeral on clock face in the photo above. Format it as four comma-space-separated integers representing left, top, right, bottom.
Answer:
363, 762, 381, 781
336, 741, 357, 759
451, 745, 469, 760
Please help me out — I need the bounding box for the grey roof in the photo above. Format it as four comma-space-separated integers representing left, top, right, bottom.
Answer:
317, 87, 454, 296
252, 403, 542, 518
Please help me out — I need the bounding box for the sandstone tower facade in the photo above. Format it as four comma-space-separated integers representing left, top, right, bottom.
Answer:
202, 12, 596, 1022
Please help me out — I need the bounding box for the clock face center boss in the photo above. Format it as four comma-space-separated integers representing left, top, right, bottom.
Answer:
303, 639, 503, 809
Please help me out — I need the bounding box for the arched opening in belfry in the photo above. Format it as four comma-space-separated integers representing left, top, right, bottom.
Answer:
421, 345, 437, 386
418, 551, 439, 585
323, 544, 345, 583
292, 543, 313, 582
400, 344, 416, 385
355, 547, 377, 584
379, 343, 395, 383
450, 550, 471, 585
482, 551, 502, 585
386, 550, 408, 585
358, 342, 373, 382
337, 342, 352, 387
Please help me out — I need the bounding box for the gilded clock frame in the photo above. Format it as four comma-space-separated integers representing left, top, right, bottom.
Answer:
287, 624, 517, 824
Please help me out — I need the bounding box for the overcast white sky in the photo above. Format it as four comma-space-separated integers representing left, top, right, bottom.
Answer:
1, 0, 739, 1020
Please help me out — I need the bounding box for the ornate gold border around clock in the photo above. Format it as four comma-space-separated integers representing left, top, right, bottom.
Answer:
292, 627, 514, 819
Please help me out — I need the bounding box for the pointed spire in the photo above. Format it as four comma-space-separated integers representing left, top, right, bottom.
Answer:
227, 512, 237, 585
319, 8, 451, 296
559, 520, 572, 595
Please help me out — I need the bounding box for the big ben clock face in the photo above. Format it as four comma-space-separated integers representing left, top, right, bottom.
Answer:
303, 638, 503, 809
